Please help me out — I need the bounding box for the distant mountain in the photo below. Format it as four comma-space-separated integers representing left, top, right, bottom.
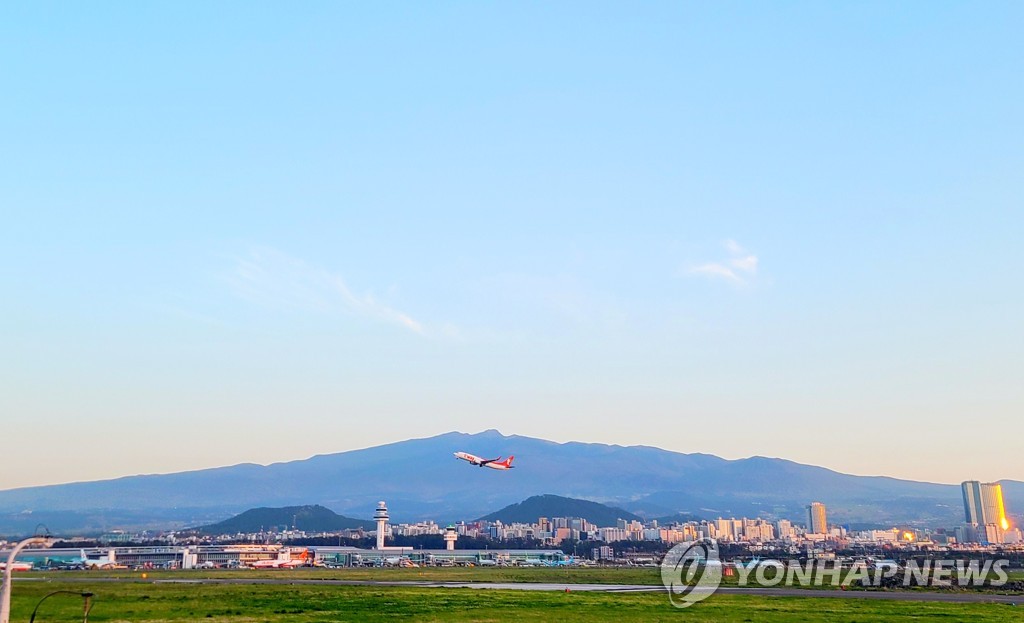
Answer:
196, 505, 373, 535
653, 512, 703, 525
480, 494, 641, 526
0, 508, 207, 537
0, 430, 1017, 534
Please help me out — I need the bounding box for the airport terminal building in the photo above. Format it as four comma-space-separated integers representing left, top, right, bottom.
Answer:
3, 545, 566, 569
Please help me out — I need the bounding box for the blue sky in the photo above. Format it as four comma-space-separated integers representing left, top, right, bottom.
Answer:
2, 2, 1021, 489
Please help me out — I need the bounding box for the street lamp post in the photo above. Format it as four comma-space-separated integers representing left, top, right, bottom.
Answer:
29, 590, 94, 623
1, 536, 53, 623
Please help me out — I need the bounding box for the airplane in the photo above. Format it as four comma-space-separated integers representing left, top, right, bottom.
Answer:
453, 451, 515, 470
544, 557, 579, 567
249, 558, 299, 569
249, 557, 308, 569
866, 558, 900, 573
80, 549, 125, 570
0, 561, 33, 572
248, 549, 311, 569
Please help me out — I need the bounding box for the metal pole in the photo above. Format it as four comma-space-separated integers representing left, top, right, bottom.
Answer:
28, 590, 93, 623
1, 536, 52, 623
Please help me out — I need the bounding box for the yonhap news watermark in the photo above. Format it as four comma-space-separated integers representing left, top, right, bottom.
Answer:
660, 538, 1011, 609
660, 538, 723, 608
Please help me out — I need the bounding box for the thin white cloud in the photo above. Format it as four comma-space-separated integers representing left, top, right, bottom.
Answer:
730, 254, 759, 273
724, 239, 746, 255
227, 247, 425, 335
690, 263, 744, 283
687, 240, 760, 285
325, 274, 424, 334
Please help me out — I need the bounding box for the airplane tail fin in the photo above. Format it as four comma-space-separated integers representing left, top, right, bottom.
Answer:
503, 455, 515, 467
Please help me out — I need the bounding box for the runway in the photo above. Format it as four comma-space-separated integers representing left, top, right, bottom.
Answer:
20, 576, 1022, 604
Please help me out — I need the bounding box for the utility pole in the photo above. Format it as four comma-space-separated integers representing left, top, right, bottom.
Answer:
1, 536, 53, 623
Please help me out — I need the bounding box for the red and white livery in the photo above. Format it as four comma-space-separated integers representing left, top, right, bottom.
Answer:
248, 548, 311, 569
454, 451, 515, 470
0, 562, 32, 572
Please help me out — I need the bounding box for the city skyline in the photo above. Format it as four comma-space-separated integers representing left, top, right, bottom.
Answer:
9, 498, 1018, 549
3, 2, 1023, 490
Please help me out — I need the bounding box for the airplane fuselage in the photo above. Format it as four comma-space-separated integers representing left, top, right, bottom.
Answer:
454, 451, 514, 470
0, 562, 33, 572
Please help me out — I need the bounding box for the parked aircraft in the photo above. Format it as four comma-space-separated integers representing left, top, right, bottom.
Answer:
80, 549, 125, 570
867, 558, 900, 573
0, 561, 33, 572
249, 558, 299, 569
453, 452, 515, 470
248, 549, 311, 569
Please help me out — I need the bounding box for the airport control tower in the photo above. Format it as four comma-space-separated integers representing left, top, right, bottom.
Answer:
444, 525, 458, 551
373, 501, 389, 550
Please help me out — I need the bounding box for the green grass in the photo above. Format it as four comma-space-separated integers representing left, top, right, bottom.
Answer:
20, 563, 1024, 590
24, 566, 668, 585
6, 579, 1022, 623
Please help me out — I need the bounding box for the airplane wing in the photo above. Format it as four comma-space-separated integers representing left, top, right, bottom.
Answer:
478, 456, 502, 466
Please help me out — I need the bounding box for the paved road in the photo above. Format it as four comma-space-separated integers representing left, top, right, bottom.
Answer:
19, 576, 1022, 604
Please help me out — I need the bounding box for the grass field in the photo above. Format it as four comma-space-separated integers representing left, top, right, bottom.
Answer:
26, 564, 1020, 588
27, 566, 666, 585
6, 579, 1022, 623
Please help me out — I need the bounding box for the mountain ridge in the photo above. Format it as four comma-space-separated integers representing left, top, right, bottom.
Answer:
479, 494, 642, 526
196, 505, 374, 534
0, 431, 972, 493
0, 430, 1018, 535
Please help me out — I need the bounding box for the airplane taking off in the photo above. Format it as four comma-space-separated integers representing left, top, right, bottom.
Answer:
454, 451, 515, 470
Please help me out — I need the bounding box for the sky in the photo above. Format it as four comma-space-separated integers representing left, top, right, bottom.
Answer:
1, 2, 1022, 490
